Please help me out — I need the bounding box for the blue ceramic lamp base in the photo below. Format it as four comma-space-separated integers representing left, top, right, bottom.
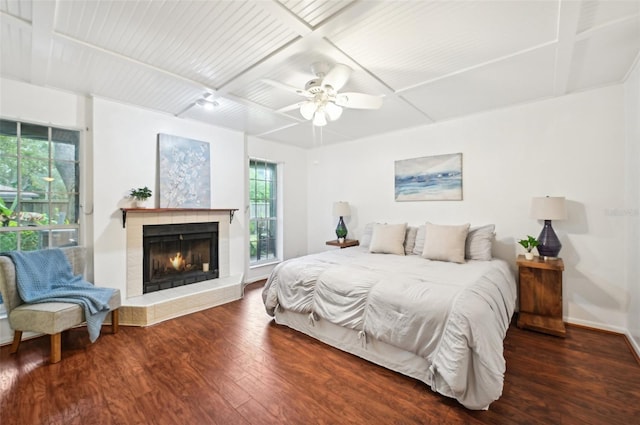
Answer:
537, 219, 562, 259
335, 216, 348, 240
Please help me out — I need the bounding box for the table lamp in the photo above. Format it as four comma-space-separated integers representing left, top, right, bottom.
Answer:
333, 201, 350, 242
530, 196, 567, 259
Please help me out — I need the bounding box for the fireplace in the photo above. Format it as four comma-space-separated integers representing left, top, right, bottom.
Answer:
142, 222, 218, 294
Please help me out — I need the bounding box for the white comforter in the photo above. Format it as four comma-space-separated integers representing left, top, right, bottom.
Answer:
262, 247, 517, 410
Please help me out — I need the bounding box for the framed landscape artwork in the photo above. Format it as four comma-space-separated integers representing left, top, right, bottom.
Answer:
158, 133, 211, 208
394, 153, 463, 201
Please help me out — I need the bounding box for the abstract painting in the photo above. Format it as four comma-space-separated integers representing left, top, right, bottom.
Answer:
395, 153, 462, 201
158, 133, 211, 208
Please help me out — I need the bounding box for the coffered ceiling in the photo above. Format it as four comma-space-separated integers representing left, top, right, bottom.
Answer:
1, 0, 639, 148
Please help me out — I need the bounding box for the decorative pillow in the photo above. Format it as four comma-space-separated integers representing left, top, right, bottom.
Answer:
369, 223, 407, 255
422, 222, 470, 263
465, 224, 495, 261
359, 222, 377, 248
412, 225, 426, 255
404, 226, 419, 255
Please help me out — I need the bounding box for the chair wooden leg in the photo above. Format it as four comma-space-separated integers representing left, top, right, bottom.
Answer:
50, 333, 62, 364
111, 309, 119, 334
9, 330, 22, 354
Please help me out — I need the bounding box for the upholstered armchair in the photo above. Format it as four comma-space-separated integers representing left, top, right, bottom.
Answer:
0, 246, 121, 363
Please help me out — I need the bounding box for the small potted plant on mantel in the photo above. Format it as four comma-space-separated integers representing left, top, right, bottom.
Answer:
129, 186, 152, 208
518, 235, 539, 260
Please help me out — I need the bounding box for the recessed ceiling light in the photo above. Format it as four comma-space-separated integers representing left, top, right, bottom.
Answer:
196, 98, 219, 111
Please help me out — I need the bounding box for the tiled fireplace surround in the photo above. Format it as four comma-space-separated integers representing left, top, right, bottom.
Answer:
119, 209, 243, 326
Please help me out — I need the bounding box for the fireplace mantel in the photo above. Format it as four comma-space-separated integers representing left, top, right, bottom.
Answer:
120, 207, 238, 228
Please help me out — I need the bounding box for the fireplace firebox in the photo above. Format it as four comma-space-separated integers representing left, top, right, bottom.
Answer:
142, 222, 218, 294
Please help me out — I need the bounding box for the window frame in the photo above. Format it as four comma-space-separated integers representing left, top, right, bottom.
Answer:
248, 158, 280, 266
0, 119, 82, 253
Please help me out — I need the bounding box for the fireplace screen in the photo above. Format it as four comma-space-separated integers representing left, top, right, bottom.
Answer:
143, 222, 218, 294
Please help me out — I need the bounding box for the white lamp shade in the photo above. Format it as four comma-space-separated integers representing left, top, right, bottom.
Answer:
333, 201, 351, 217
530, 196, 567, 220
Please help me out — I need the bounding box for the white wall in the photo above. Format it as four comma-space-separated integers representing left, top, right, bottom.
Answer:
0, 78, 86, 129
246, 136, 308, 282
91, 98, 246, 298
624, 60, 640, 354
307, 85, 631, 333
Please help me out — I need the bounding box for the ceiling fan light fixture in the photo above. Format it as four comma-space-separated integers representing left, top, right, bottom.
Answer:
270, 62, 384, 127
300, 101, 316, 120
313, 110, 328, 127
324, 102, 343, 121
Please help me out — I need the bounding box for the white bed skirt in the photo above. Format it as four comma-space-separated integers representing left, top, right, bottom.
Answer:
274, 308, 448, 396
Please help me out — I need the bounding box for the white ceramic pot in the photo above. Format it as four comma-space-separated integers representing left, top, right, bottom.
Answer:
135, 199, 150, 208
525, 252, 534, 260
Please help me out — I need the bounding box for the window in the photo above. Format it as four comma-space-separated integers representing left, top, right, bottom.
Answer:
249, 159, 278, 264
0, 119, 81, 252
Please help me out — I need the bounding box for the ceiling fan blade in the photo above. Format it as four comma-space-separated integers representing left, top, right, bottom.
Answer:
334, 92, 383, 110
321, 64, 352, 91
262, 79, 311, 97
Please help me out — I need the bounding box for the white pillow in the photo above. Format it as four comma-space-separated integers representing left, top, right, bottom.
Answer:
412, 225, 426, 255
404, 226, 419, 255
422, 222, 470, 263
369, 223, 407, 255
465, 224, 495, 261
359, 222, 377, 248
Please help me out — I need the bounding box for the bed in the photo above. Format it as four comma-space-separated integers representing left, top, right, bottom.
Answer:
262, 222, 517, 410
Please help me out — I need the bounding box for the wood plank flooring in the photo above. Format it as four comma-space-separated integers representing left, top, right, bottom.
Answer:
1, 281, 639, 425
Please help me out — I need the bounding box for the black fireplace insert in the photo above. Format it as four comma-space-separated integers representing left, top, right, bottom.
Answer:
142, 222, 218, 294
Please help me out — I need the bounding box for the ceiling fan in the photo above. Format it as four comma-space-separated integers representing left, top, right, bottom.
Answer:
264, 62, 383, 127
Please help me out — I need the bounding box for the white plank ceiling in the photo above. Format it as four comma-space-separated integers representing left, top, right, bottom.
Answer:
1, 0, 638, 148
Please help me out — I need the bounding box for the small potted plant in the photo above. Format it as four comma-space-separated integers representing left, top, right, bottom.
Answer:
129, 186, 152, 208
518, 235, 539, 260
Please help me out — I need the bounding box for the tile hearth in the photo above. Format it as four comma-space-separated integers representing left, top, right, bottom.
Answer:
119, 275, 243, 326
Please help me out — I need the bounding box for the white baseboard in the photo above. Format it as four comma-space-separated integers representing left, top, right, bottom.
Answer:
244, 275, 270, 284
565, 317, 628, 334
625, 330, 640, 360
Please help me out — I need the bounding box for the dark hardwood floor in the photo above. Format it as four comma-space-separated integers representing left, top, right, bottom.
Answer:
1, 281, 639, 425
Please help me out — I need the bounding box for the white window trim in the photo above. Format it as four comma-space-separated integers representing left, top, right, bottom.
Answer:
248, 158, 283, 267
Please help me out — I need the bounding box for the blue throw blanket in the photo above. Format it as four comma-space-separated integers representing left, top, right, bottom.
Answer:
2, 249, 115, 342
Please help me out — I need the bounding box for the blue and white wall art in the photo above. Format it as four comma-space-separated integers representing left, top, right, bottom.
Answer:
158, 133, 211, 208
395, 153, 462, 201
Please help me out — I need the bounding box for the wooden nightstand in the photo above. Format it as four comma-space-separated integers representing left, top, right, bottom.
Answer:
326, 239, 359, 249
516, 255, 566, 337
